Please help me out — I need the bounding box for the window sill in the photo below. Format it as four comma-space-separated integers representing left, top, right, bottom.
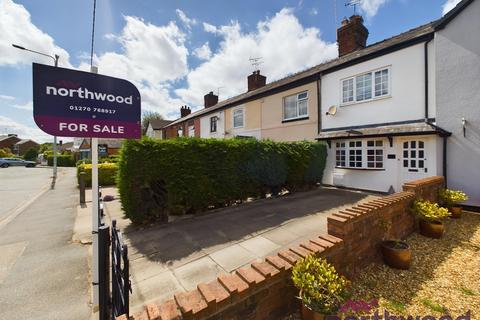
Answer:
340, 95, 392, 107
335, 166, 385, 171
282, 116, 309, 123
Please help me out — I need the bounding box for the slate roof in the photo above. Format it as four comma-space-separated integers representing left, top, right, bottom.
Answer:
15, 139, 39, 145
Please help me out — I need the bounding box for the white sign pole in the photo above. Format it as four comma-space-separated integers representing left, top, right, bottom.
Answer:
91, 67, 100, 309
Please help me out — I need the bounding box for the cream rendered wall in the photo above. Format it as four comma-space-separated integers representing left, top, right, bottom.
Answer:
224, 101, 262, 139
200, 110, 225, 138
321, 43, 426, 130
261, 81, 318, 141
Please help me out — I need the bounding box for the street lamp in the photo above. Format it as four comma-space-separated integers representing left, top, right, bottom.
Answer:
12, 44, 60, 188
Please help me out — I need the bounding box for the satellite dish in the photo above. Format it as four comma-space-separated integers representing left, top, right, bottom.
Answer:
326, 105, 337, 116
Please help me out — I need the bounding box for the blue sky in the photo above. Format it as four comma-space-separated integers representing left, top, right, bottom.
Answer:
0, 0, 461, 142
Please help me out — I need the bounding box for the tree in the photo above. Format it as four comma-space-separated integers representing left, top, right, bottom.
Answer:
141, 111, 164, 135
0, 148, 13, 158
23, 148, 38, 161
39, 143, 52, 153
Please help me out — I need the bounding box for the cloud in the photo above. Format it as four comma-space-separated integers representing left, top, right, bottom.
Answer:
78, 15, 189, 117
176, 8, 337, 106
0, 94, 15, 101
309, 8, 319, 16
176, 9, 197, 29
12, 101, 32, 110
0, 0, 71, 67
0, 115, 52, 143
193, 42, 212, 60
360, 0, 389, 18
442, 0, 462, 15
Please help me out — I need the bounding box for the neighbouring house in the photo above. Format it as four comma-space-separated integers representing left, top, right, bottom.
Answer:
0, 134, 21, 151
77, 138, 123, 160
160, 0, 478, 207
145, 119, 173, 139
13, 139, 40, 156
59, 141, 75, 152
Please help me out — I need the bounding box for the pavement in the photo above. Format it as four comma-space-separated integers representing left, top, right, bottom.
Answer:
0, 167, 91, 320
87, 186, 380, 314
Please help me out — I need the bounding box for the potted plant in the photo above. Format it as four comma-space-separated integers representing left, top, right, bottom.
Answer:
412, 200, 451, 238
292, 255, 349, 320
439, 189, 468, 219
378, 219, 412, 270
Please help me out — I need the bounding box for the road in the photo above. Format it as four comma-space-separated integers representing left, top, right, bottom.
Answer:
0, 167, 90, 320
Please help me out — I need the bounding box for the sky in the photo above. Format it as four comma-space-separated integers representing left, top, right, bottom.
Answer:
0, 0, 462, 142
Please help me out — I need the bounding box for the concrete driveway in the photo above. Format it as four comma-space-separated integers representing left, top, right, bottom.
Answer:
103, 186, 379, 313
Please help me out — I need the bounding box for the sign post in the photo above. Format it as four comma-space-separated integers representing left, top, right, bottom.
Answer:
32, 63, 141, 312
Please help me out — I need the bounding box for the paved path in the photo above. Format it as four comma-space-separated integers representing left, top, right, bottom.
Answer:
102, 186, 380, 313
0, 168, 90, 320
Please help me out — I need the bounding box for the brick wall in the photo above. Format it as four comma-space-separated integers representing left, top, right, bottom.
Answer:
117, 176, 444, 320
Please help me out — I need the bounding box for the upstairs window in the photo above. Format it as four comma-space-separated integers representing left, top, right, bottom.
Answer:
341, 67, 390, 105
210, 116, 217, 132
233, 108, 244, 128
283, 91, 308, 121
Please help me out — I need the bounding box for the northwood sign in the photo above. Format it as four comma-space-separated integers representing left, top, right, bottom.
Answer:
33, 63, 141, 138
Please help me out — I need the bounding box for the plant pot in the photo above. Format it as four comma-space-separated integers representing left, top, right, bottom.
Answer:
380, 240, 412, 270
419, 219, 444, 238
301, 304, 327, 320
450, 206, 462, 219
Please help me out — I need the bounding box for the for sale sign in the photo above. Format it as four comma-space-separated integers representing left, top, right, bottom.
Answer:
33, 63, 141, 138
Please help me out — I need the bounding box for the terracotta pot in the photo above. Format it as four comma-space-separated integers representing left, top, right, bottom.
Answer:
419, 219, 444, 238
380, 240, 412, 270
301, 304, 332, 320
450, 206, 462, 219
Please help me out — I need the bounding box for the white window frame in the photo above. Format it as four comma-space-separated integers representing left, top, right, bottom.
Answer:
232, 107, 245, 129
335, 139, 385, 169
188, 125, 195, 137
340, 66, 391, 106
282, 91, 309, 121
210, 116, 217, 133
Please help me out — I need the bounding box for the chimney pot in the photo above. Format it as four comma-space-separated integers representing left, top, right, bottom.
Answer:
247, 70, 267, 92
180, 105, 191, 117
337, 15, 369, 57
204, 92, 219, 108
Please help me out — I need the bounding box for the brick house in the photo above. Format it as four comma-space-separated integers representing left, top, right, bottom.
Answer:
0, 134, 21, 151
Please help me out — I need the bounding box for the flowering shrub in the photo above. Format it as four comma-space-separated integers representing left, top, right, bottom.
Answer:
292, 255, 349, 314
339, 299, 379, 316
412, 200, 450, 221
439, 189, 468, 207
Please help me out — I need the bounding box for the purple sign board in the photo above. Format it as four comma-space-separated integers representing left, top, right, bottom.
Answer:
33, 63, 141, 138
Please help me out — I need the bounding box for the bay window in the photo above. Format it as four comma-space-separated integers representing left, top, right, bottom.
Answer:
335, 139, 384, 169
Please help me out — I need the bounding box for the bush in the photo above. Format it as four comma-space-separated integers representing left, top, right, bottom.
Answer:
47, 154, 75, 167
77, 163, 118, 187
438, 189, 468, 207
117, 137, 327, 224
23, 148, 38, 161
412, 200, 450, 221
0, 147, 13, 158
292, 255, 349, 314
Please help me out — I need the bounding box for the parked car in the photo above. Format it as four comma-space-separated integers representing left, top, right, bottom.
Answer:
0, 158, 37, 168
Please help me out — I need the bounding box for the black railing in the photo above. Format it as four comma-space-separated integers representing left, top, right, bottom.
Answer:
111, 219, 130, 319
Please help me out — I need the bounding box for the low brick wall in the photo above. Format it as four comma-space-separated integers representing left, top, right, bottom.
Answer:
118, 176, 444, 320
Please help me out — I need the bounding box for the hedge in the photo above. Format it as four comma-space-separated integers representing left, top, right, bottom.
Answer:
77, 163, 118, 187
117, 137, 327, 224
47, 154, 75, 167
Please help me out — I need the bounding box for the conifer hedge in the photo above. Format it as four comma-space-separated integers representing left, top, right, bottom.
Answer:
117, 138, 327, 224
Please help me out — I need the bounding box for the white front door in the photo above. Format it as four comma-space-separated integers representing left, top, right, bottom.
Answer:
400, 139, 429, 184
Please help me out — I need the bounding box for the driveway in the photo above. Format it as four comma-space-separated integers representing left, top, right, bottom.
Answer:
103, 186, 380, 313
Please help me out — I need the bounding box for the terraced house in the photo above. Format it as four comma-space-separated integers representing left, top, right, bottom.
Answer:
161, 0, 479, 208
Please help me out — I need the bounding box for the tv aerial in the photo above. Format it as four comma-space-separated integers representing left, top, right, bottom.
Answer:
345, 0, 362, 15
249, 57, 263, 71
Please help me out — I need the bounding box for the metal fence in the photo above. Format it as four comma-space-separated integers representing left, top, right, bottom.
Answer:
110, 219, 130, 319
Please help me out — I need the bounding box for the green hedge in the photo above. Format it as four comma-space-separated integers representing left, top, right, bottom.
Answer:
47, 154, 75, 167
77, 163, 118, 187
118, 137, 327, 224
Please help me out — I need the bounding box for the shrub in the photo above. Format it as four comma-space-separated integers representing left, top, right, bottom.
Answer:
23, 148, 38, 161
292, 255, 349, 314
438, 189, 468, 207
77, 162, 118, 187
0, 147, 14, 158
412, 200, 450, 221
47, 154, 75, 167
117, 137, 327, 224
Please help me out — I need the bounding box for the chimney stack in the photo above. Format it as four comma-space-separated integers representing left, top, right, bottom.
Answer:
180, 105, 191, 117
204, 91, 218, 108
337, 15, 369, 57
247, 70, 267, 92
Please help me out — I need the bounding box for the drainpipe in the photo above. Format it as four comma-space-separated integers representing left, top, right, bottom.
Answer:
316, 73, 322, 134
443, 136, 448, 187
424, 37, 433, 120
